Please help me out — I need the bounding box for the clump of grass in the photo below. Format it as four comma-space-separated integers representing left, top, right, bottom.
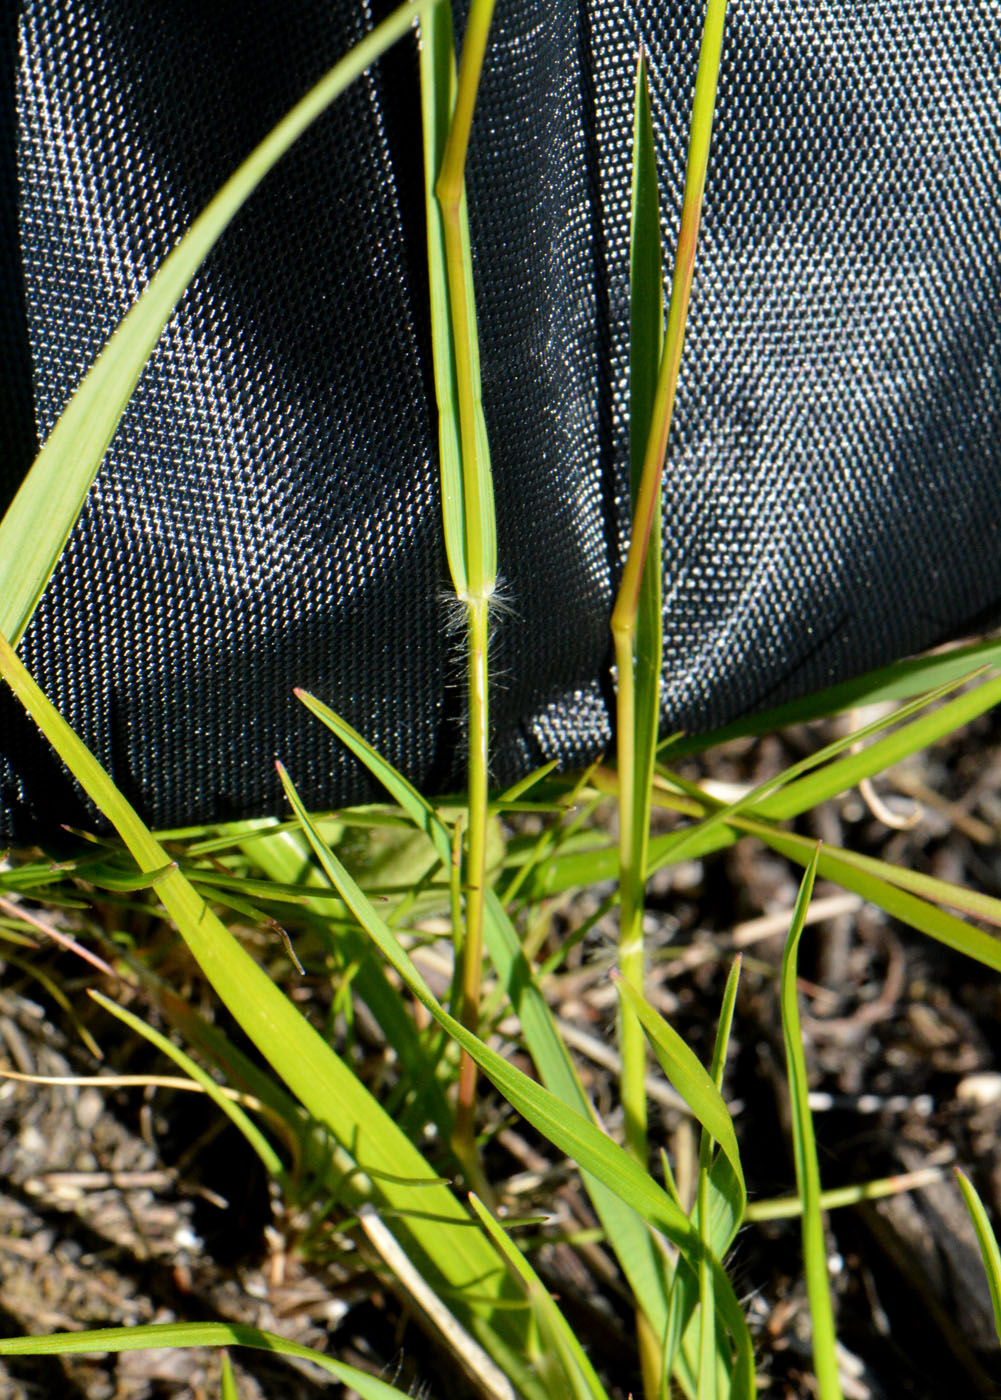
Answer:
2, 2, 1001, 1398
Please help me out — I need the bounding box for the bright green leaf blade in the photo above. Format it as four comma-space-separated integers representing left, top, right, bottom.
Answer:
695, 1237, 716, 1400
89, 990, 285, 1181
469, 1194, 611, 1400
801, 848, 1001, 929
780, 847, 843, 1400
279, 761, 693, 1248
0, 632, 541, 1397
0, 0, 434, 648
710, 956, 740, 1088
697, 957, 745, 1267
956, 1168, 1001, 1345
629, 46, 666, 891
236, 821, 455, 1142
419, 2, 496, 598
484, 890, 673, 1343
220, 1351, 238, 1400
286, 691, 677, 1348
741, 818, 1001, 975
666, 637, 1001, 758
518, 811, 1001, 981
614, 975, 745, 1220
294, 688, 453, 866
745, 1166, 944, 1223
279, 767, 755, 1394
647, 668, 979, 880
757, 671, 1001, 820
614, 46, 668, 1183
419, 2, 467, 595
0, 1322, 419, 1399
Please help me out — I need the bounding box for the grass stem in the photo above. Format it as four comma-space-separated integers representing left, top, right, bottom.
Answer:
431, 0, 497, 1162
612, 4, 729, 1183
456, 594, 491, 1148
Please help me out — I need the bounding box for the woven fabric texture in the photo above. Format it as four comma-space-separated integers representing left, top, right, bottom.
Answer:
2, 1, 1000, 838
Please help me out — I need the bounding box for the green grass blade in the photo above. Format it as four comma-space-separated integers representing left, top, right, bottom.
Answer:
279, 766, 756, 1393
421, 0, 498, 1154
0, 0, 435, 648
483, 890, 673, 1344
469, 1194, 612, 1400
710, 957, 740, 1089
648, 669, 979, 875
666, 637, 1001, 758
294, 695, 677, 1352
700, 958, 745, 1263
533, 753, 1001, 982
0, 632, 544, 1397
749, 820, 1001, 931
745, 1166, 944, 1223
614, 975, 745, 1224
89, 990, 285, 1181
956, 1168, 1001, 1344
780, 847, 843, 1400
219, 1351, 238, 1400
518, 663, 997, 895
628, 45, 665, 934
427, 0, 497, 599
612, 0, 728, 645
740, 818, 1001, 974
757, 671, 1001, 820
695, 1225, 716, 1400
419, 1, 467, 595
615, 45, 669, 1180
0, 1322, 419, 1399
294, 689, 452, 866
279, 762, 692, 1246
237, 820, 456, 1144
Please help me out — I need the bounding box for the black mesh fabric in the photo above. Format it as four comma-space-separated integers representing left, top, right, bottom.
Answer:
2, 1, 1000, 839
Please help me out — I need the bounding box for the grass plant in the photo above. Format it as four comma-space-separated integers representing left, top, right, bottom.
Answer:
1, 2, 1001, 1398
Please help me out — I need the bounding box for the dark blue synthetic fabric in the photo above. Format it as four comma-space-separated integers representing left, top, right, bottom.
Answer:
2, 1, 999, 836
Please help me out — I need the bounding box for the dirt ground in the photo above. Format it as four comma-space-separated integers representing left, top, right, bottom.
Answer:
2, 710, 1001, 1399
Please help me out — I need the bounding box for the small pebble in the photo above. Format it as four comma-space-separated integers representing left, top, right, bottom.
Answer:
956, 1071, 1001, 1107
75, 1087, 103, 1131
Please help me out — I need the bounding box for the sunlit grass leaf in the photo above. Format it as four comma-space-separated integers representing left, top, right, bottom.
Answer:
484, 890, 673, 1344
279, 761, 692, 1238
757, 670, 1001, 820
293, 686, 677, 1347
0, 0, 434, 649
219, 1351, 238, 1400
618, 959, 744, 1399
0, 1322, 420, 1398
234, 813, 455, 1142
469, 1193, 611, 1400
956, 1168, 1001, 1345
744, 1166, 944, 1223
740, 818, 1001, 975
763, 834, 1001, 929
419, 1, 496, 599
294, 688, 452, 865
700, 958, 745, 1259
780, 846, 843, 1400
627, 46, 666, 937
643, 666, 989, 879
0, 633, 542, 1396
278, 762, 756, 1395
90, 990, 285, 1181
614, 974, 745, 1225
666, 637, 1001, 758
610, 42, 671, 1196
